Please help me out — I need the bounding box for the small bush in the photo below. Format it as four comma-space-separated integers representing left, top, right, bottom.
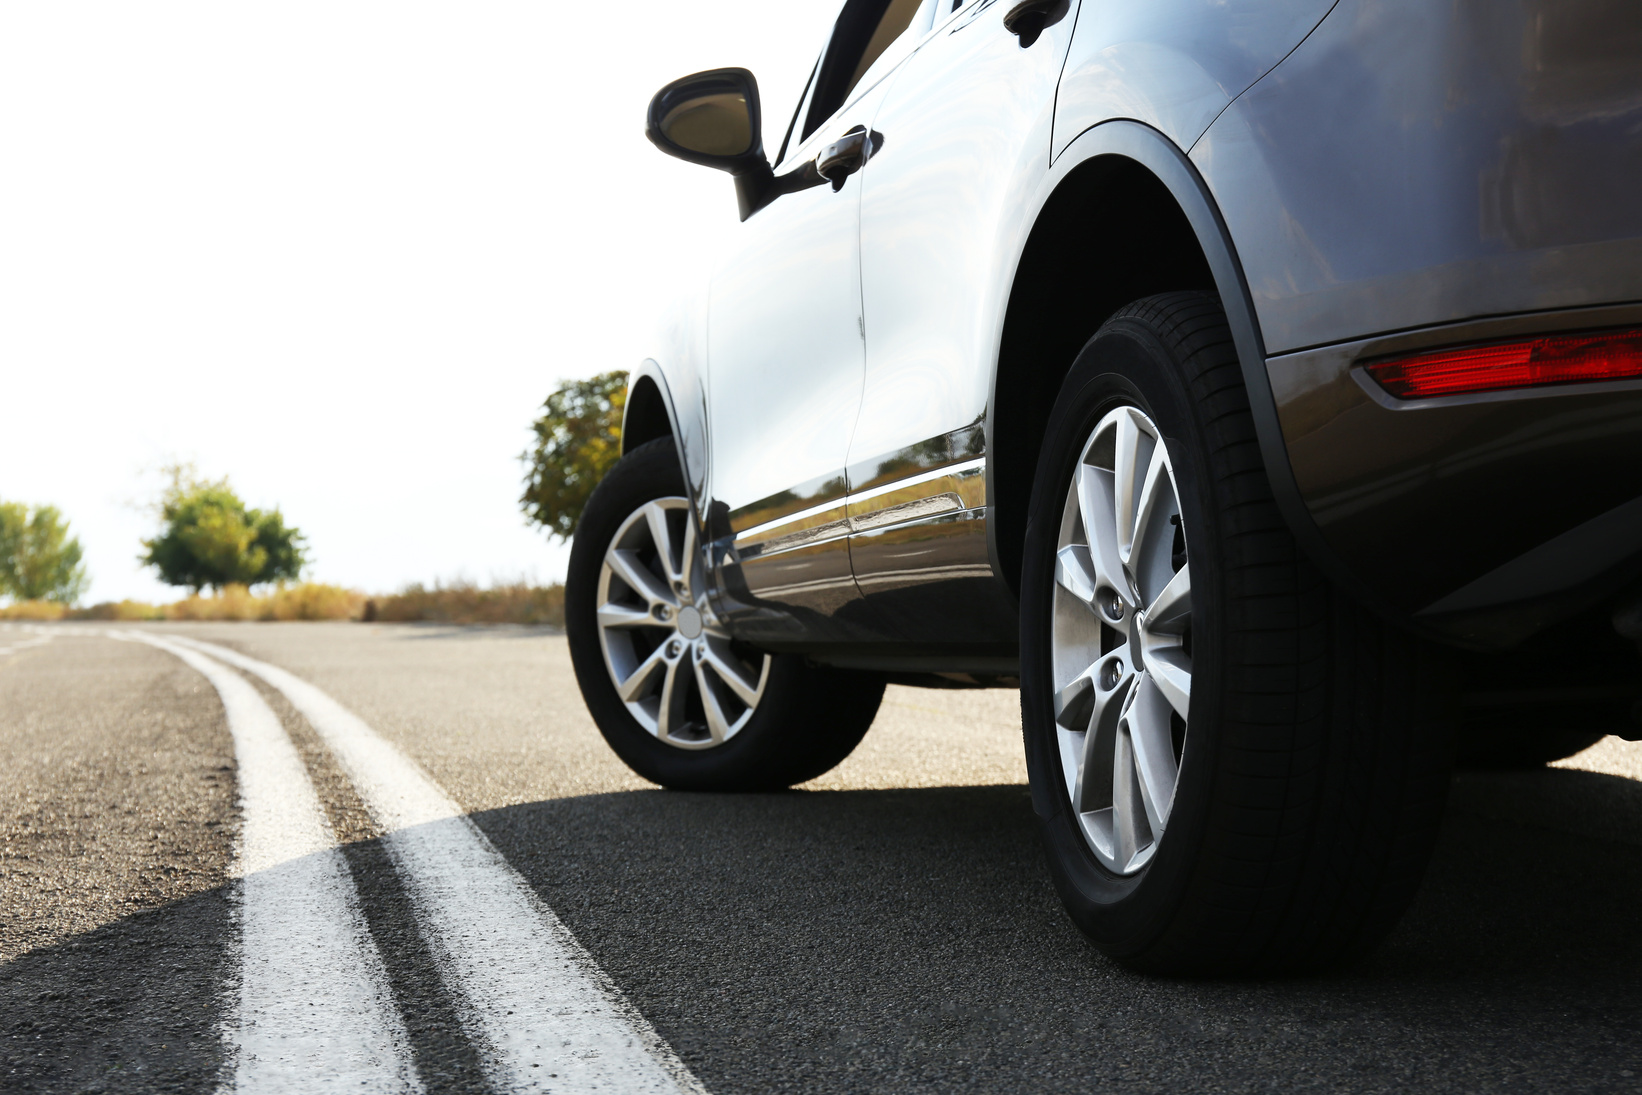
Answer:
154, 582, 362, 621
166, 585, 263, 621
368, 581, 564, 626
0, 600, 68, 620
267, 583, 363, 621
70, 600, 165, 621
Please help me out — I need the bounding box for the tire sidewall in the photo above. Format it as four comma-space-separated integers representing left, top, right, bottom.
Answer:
1020, 318, 1227, 959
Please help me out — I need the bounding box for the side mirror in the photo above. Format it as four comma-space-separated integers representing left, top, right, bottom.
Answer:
646, 68, 766, 173
647, 68, 796, 221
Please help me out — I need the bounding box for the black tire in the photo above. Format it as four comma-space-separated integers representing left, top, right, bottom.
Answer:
566, 437, 885, 791
1019, 291, 1454, 975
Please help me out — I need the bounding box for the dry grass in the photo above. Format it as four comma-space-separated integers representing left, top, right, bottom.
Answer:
159, 583, 364, 621
366, 580, 564, 627
164, 585, 264, 621
0, 601, 69, 620
266, 583, 365, 621
13, 580, 564, 626
70, 600, 166, 621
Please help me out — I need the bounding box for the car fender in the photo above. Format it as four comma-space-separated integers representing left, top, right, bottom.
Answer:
986, 119, 1351, 612
622, 288, 715, 545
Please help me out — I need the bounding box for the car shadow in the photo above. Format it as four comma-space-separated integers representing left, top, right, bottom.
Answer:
7, 769, 1637, 1093
0, 882, 231, 1092
473, 769, 1642, 1093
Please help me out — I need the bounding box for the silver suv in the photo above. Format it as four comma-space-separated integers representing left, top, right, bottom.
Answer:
566, 0, 1642, 973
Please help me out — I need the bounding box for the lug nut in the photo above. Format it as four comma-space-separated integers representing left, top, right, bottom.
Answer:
666, 639, 682, 658
1100, 659, 1124, 690
1098, 588, 1125, 621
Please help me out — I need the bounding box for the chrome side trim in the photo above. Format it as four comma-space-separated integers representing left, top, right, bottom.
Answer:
750, 516, 853, 557
851, 491, 964, 533
733, 457, 989, 560
847, 457, 985, 512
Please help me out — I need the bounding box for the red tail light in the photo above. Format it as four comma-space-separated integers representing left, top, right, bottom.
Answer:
1364, 328, 1642, 400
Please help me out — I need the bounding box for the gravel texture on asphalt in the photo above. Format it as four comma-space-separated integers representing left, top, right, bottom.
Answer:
4, 621, 1641, 1093
0, 629, 234, 1092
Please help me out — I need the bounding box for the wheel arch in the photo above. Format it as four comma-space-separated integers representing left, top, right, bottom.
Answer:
621, 368, 675, 455
620, 357, 714, 525
987, 120, 1316, 597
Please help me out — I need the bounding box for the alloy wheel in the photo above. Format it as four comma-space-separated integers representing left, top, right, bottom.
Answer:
1050, 406, 1193, 874
595, 498, 770, 749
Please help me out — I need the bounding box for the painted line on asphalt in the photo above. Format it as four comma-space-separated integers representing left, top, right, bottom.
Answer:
0, 631, 54, 657
164, 634, 703, 1095
117, 631, 421, 1095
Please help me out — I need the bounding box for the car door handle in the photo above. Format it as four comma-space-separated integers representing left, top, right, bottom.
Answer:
816, 127, 870, 190
1002, 0, 1067, 46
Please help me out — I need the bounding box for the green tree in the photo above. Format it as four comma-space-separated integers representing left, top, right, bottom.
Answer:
141, 466, 307, 592
520, 371, 626, 539
0, 502, 90, 604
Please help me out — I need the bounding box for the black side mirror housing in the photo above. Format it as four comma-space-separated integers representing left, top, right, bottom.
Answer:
646, 68, 782, 221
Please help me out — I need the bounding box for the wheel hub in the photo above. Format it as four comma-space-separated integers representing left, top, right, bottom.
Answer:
594, 497, 771, 749
1049, 405, 1193, 876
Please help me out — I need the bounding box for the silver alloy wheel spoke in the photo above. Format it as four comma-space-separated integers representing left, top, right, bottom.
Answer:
693, 660, 733, 744
1124, 677, 1178, 834
700, 634, 763, 707
1077, 464, 1125, 598
596, 496, 771, 749
1051, 405, 1193, 875
607, 547, 675, 610
1140, 565, 1193, 719
644, 504, 679, 583
1055, 544, 1099, 605
597, 602, 654, 630
1071, 646, 1133, 813
655, 654, 686, 738
616, 645, 668, 703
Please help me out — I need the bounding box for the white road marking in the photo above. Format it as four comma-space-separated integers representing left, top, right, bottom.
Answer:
165, 634, 703, 1095
0, 631, 54, 657
117, 632, 421, 1095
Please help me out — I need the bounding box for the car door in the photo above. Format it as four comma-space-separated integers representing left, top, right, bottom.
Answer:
706, 0, 937, 644
847, 0, 1082, 643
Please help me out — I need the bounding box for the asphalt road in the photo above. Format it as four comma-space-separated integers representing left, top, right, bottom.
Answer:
3, 620, 1641, 1094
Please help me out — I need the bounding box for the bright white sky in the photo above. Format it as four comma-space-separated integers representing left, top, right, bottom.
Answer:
0, 2, 840, 604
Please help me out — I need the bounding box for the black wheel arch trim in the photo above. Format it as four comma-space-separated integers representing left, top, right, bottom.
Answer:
620, 357, 717, 546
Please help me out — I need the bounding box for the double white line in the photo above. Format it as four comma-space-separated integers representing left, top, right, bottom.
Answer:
118, 631, 701, 1095
0, 625, 55, 658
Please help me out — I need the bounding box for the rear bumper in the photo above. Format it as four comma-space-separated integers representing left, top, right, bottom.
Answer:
1270, 302, 1642, 647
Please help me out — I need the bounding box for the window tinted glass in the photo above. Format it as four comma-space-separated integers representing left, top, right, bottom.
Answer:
802, 0, 927, 141
844, 0, 925, 99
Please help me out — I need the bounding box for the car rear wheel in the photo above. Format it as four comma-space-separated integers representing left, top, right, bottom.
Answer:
1020, 291, 1455, 974
567, 437, 885, 791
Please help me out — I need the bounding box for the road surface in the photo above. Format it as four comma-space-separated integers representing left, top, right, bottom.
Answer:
3, 621, 1640, 1093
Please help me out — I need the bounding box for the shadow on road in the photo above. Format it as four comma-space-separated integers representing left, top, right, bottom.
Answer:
475, 769, 1642, 1094
0, 886, 230, 1093
7, 768, 1638, 1093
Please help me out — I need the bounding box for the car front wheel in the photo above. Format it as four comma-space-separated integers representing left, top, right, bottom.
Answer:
566, 437, 884, 791
1020, 292, 1454, 974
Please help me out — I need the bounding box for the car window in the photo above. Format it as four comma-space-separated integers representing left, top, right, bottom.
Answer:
801, 0, 932, 142
845, 0, 927, 94
775, 58, 820, 167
